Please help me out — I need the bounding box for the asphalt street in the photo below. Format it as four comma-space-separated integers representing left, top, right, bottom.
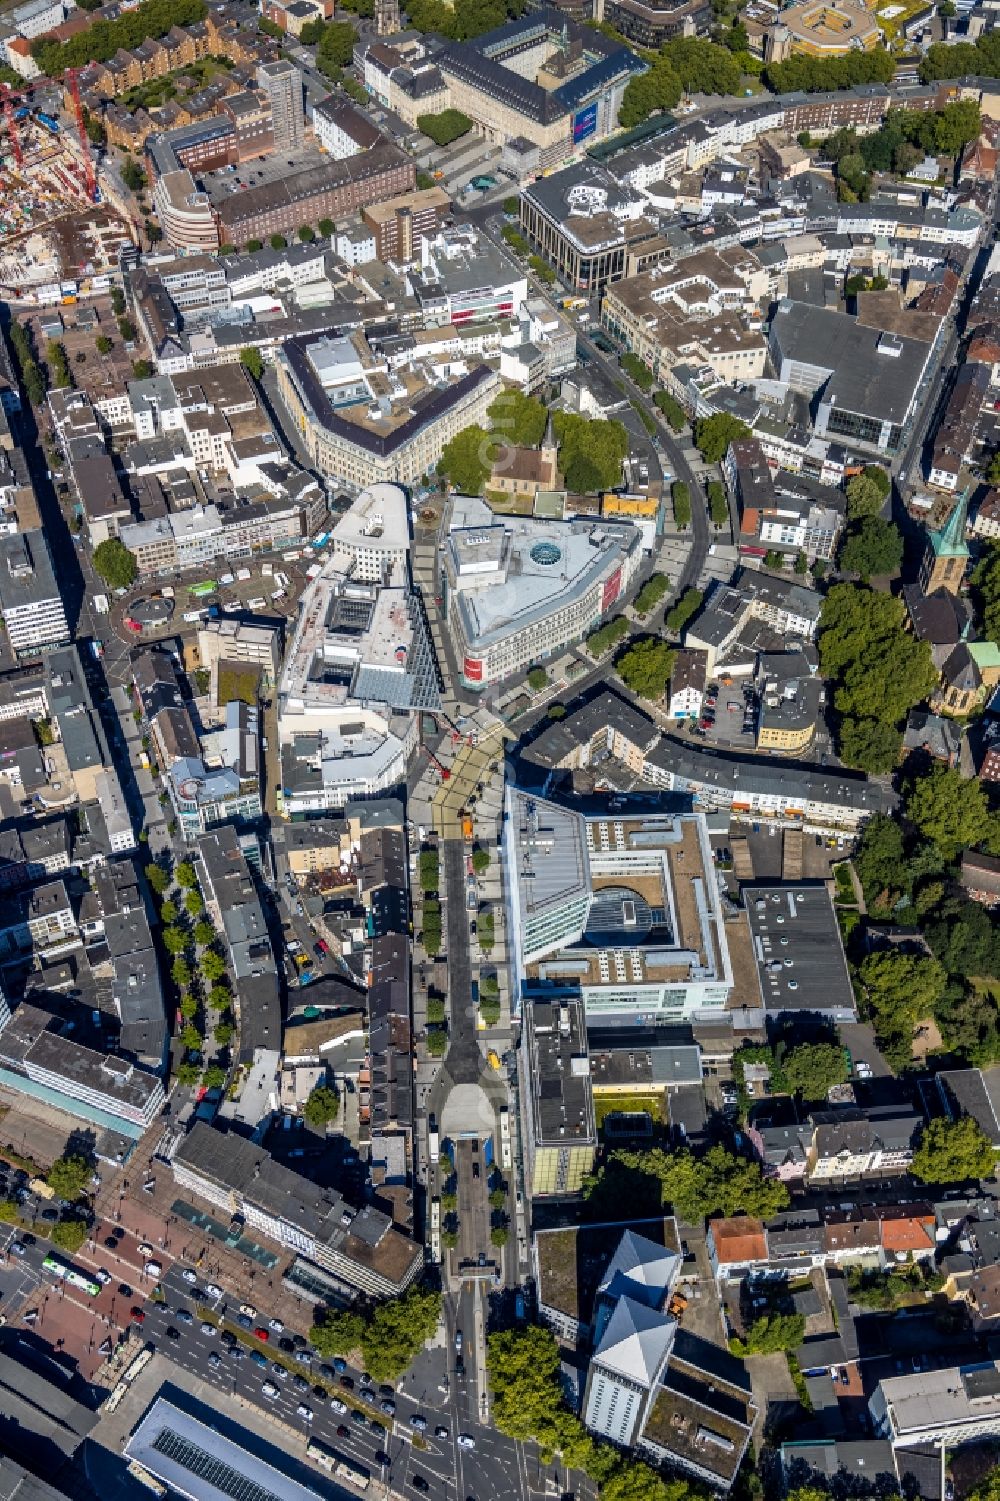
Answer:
132, 1263, 534, 1501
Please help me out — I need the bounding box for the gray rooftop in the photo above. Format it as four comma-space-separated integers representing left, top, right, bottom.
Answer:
743, 883, 856, 1020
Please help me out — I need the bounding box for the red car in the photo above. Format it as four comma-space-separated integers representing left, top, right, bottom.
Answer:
255, 1327, 270, 1342
314, 938, 330, 956
130, 1307, 145, 1322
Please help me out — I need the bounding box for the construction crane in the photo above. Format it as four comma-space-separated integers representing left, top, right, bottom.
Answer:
0, 66, 97, 201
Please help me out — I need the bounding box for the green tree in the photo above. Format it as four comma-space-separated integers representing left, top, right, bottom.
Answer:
426, 1027, 448, 1056
239, 347, 263, 380
147, 864, 169, 896
706, 480, 728, 526
621, 351, 653, 391
214, 1021, 234, 1046
614, 1143, 789, 1222
439, 423, 495, 494
845, 472, 885, 521
794, 551, 809, 574
819, 584, 937, 729
209, 984, 231, 1011
360, 1284, 442, 1382
132, 359, 153, 379
653, 391, 686, 430
488, 1325, 565, 1442
662, 35, 741, 93
162, 925, 187, 955
839, 717, 902, 774
269, 233, 287, 251
783, 1042, 848, 1101
176, 1060, 200, 1086
912, 1114, 997, 1184
184, 889, 203, 917
672, 480, 691, 528
858, 950, 947, 1043
634, 574, 670, 616
666, 587, 703, 634
318, 218, 335, 237
416, 109, 473, 146
201, 950, 227, 982
304, 1084, 340, 1128
93, 538, 137, 590
906, 765, 992, 860
316, 19, 358, 74
839, 516, 903, 580
311, 1307, 366, 1359
0, 1199, 19, 1222
47, 1153, 91, 1201
194, 919, 215, 947
693, 413, 751, 463
180, 1024, 202, 1051
491, 1224, 509, 1246
202, 1065, 226, 1089
172, 957, 191, 989
502, 195, 519, 215
176, 861, 198, 888
472, 847, 490, 875
731, 1311, 805, 1355
527, 666, 548, 691
50, 1217, 88, 1253
298, 224, 315, 243
552, 412, 628, 492
487, 391, 547, 448
179, 993, 198, 1020
933, 97, 981, 154
95, 334, 113, 355
616, 638, 674, 700
121, 157, 146, 192
618, 59, 682, 129
159, 899, 178, 925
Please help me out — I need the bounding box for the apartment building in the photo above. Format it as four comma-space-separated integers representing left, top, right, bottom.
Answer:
215, 143, 413, 249
0, 1001, 164, 1135
0, 530, 69, 660
522, 688, 894, 836
172, 1121, 423, 1298
602, 249, 768, 387
256, 59, 304, 151
520, 998, 596, 1198
276, 335, 499, 490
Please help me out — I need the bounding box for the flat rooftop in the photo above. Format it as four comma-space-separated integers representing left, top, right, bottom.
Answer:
743, 883, 855, 1019
124, 1397, 329, 1501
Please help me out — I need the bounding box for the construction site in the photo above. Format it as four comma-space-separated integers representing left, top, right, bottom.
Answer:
0, 78, 134, 294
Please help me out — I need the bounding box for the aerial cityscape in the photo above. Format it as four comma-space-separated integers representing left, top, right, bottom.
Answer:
0, 0, 998, 1498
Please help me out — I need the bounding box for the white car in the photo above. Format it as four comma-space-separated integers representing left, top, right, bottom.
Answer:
182, 1268, 198, 1284
855, 1061, 874, 1080
95, 1268, 112, 1285
262, 1382, 279, 1399
457, 1434, 476, 1451
296, 1404, 313, 1421
201, 1322, 216, 1336
269, 1318, 284, 1332
144, 1260, 162, 1277
330, 1398, 347, 1414
239, 1304, 257, 1319
206, 1283, 223, 1300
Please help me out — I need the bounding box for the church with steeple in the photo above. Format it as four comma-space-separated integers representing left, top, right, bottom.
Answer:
918, 490, 969, 597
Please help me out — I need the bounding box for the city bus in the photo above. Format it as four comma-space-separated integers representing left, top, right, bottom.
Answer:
306, 1439, 370, 1489
42, 1256, 101, 1297
188, 580, 218, 598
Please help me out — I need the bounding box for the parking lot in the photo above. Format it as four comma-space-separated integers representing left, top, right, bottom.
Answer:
694, 679, 757, 747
